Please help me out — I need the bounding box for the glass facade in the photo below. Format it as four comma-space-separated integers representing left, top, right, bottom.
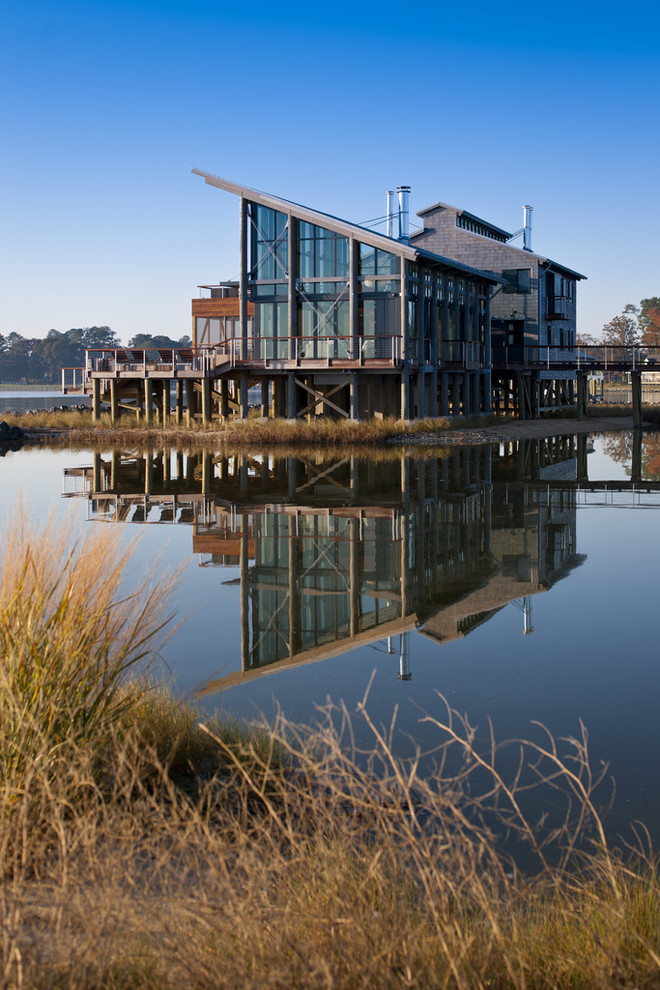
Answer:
247, 202, 491, 367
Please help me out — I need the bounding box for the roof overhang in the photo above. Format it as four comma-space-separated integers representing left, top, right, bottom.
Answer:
193, 169, 502, 285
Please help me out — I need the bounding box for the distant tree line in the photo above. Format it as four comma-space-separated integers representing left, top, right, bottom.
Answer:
0, 329, 192, 384
579, 297, 660, 350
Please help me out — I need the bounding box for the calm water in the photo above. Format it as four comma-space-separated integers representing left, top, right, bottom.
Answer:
2, 430, 659, 841
0, 390, 91, 413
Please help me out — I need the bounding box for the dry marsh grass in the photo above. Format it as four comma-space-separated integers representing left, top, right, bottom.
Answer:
2, 515, 660, 987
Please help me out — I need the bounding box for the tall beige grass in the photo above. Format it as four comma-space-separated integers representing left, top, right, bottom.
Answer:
2, 515, 660, 987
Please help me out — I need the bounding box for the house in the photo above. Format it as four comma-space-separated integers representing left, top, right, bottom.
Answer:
191, 171, 502, 420
410, 201, 587, 417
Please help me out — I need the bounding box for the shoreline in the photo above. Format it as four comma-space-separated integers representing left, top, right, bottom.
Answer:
15, 414, 642, 448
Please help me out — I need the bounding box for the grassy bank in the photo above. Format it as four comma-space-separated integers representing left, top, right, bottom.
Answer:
2, 514, 660, 988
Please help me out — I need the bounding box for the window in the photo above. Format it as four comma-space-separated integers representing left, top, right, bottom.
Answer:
502, 269, 531, 294
359, 244, 398, 276
298, 222, 349, 279
251, 205, 288, 281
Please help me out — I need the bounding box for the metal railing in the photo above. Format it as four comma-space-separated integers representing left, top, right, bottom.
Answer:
440, 341, 485, 369
492, 345, 660, 371
226, 335, 403, 366
83, 347, 227, 376
61, 367, 85, 390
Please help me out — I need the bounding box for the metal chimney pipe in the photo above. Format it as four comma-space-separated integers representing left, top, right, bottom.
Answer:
523, 205, 533, 251
397, 185, 411, 241
386, 190, 395, 238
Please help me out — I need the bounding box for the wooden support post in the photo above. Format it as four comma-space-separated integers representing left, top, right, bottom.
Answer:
349, 373, 359, 421
239, 376, 249, 419
429, 367, 438, 418
416, 370, 426, 419
576, 371, 588, 421
92, 378, 101, 422
110, 379, 118, 425
174, 380, 183, 426
201, 378, 211, 425
400, 367, 410, 421
219, 378, 229, 420
260, 379, 269, 418
270, 378, 278, 418
185, 380, 194, 426
287, 373, 297, 419
161, 380, 169, 426
453, 374, 462, 416
440, 372, 449, 417
144, 381, 153, 425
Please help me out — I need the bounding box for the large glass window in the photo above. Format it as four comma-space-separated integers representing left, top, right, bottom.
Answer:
254, 300, 289, 359
299, 298, 350, 358
298, 222, 349, 279
359, 244, 398, 276
251, 205, 288, 281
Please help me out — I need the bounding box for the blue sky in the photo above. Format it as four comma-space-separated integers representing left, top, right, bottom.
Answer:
1, 0, 658, 343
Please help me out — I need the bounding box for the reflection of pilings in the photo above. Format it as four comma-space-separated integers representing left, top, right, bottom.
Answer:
110, 451, 119, 489
145, 452, 153, 495
632, 371, 643, 430
202, 450, 211, 494
93, 451, 101, 492
240, 531, 250, 671
288, 516, 301, 658
398, 632, 411, 681
523, 597, 534, 635
577, 434, 588, 482
239, 455, 249, 496
349, 517, 359, 637
288, 457, 298, 500
632, 427, 642, 483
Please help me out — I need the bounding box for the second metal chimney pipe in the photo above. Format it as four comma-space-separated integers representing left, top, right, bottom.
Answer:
386, 190, 395, 238
397, 185, 411, 241
523, 205, 533, 251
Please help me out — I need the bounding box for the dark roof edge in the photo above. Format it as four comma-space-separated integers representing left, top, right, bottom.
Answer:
193, 169, 503, 284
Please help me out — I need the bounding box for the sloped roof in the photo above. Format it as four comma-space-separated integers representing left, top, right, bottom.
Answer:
192, 169, 502, 285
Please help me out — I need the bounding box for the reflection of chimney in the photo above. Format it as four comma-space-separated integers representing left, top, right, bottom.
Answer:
398, 632, 412, 680
397, 185, 411, 242
523, 205, 533, 251
386, 190, 396, 238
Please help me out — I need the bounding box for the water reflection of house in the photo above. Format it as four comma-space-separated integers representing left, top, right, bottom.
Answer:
64, 441, 584, 693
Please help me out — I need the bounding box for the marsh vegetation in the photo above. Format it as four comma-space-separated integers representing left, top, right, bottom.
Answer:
2, 511, 660, 988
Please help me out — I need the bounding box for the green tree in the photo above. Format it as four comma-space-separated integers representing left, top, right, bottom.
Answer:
600, 307, 641, 350
639, 297, 660, 347
128, 333, 191, 349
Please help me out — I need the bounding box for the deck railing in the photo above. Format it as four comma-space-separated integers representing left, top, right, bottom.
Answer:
493, 345, 660, 371
61, 367, 86, 391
